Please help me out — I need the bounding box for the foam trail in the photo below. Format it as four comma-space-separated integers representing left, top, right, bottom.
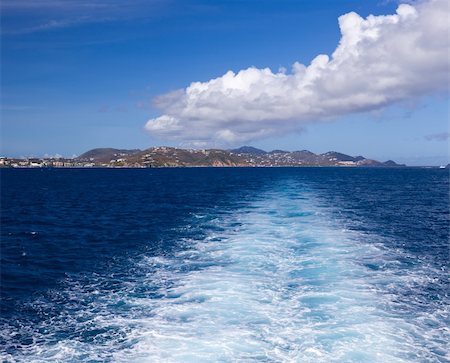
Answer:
112, 184, 446, 362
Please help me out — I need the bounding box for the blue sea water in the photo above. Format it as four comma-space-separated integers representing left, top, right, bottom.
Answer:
1, 167, 449, 362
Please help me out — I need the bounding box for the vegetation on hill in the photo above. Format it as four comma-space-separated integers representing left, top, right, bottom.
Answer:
74, 146, 405, 167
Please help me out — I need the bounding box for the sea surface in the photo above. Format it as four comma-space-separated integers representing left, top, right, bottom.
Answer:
1, 167, 449, 362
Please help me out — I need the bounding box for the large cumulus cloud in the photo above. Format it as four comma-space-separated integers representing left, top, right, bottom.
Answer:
145, 0, 449, 146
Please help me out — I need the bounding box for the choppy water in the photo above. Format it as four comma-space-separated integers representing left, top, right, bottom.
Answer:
1, 168, 449, 362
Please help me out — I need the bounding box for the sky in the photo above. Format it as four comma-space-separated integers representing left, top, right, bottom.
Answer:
1, 0, 449, 165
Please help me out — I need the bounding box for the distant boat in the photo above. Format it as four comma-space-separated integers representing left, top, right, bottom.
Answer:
439, 165, 446, 169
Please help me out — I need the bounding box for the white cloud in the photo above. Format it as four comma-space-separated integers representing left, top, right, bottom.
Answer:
145, 0, 449, 146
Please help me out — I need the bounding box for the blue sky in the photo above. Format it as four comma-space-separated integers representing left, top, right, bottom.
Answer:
1, 0, 448, 165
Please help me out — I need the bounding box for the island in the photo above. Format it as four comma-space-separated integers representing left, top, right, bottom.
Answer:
0, 146, 406, 168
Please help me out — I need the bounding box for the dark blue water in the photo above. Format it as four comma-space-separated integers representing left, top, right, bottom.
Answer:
1, 168, 449, 362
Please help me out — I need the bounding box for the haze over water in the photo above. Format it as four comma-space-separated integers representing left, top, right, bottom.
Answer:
1, 168, 448, 362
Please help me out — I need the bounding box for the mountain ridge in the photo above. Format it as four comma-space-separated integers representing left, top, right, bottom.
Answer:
74, 145, 405, 167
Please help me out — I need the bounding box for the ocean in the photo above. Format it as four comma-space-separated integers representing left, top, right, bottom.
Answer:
1, 167, 449, 362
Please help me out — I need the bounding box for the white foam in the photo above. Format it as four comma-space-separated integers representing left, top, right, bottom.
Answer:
113, 187, 448, 362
